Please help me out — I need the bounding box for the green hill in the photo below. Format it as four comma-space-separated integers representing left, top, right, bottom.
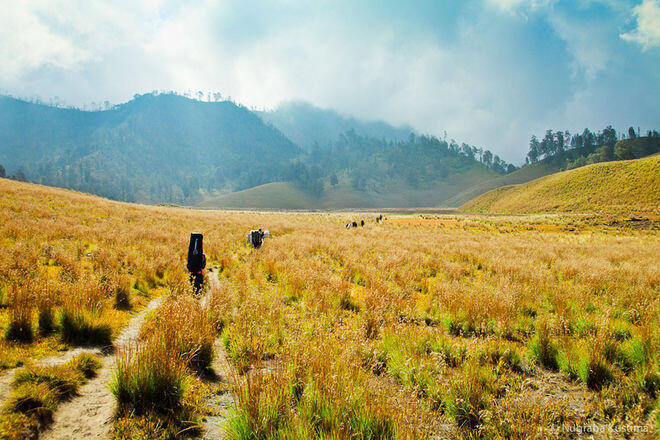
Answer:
199, 164, 496, 210
0, 93, 299, 203
443, 161, 560, 207
197, 182, 317, 210
460, 156, 660, 214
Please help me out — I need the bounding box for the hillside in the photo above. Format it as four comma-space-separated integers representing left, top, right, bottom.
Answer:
258, 101, 413, 150
0, 93, 299, 203
443, 161, 560, 207
460, 156, 660, 214
199, 164, 496, 209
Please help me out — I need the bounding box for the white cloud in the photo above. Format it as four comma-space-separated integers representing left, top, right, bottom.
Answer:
485, 0, 555, 14
620, 0, 660, 50
0, 0, 657, 163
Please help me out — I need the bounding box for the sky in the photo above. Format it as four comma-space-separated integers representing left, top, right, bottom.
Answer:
1, 0, 659, 162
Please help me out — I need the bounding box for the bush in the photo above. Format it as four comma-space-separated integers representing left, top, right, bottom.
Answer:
68, 353, 103, 379
579, 356, 613, 391
4, 318, 34, 343
59, 308, 112, 346
5, 383, 57, 424
445, 365, 493, 429
12, 364, 83, 399
110, 339, 190, 417
528, 322, 558, 371
114, 278, 132, 310
38, 306, 55, 335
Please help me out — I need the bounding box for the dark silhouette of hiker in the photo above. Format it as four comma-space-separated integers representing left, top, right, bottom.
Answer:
352, 221, 358, 228
360, 219, 365, 227
248, 228, 268, 248
187, 233, 206, 294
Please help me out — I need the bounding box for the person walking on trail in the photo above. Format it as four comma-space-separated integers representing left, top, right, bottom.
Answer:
360, 219, 365, 227
186, 233, 206, 294
247, 228, 269, 248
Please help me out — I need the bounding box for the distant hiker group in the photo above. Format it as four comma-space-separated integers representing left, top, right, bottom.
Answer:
345, 215, 384, 228
346, 220, 365, 228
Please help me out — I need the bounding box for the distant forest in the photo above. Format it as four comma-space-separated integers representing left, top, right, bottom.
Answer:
1, 92, 657, 204
527, 126, 660, 170
0, 93, 516, 203
283, 131, 516, 196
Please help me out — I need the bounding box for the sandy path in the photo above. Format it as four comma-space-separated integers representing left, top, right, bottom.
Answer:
40, 295, 165, 440
200, 268, 234, 440
0, 345, 105, 406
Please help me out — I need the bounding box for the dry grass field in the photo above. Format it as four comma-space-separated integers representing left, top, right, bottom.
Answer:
0, 177, 658, 440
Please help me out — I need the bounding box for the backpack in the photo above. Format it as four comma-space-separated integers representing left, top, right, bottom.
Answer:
187, 233, 206, 272
251, 230, 263, 248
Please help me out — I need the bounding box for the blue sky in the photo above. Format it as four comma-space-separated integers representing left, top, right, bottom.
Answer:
1, 0, 658, 162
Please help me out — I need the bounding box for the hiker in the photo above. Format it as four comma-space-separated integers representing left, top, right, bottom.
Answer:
247, 228, 269, 248
186, 233, 206, 294
346, 222, 352, 228
360, 219, 365, 227
352, 221, 358, 228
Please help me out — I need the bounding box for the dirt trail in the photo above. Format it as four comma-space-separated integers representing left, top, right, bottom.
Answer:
0, 345, 104, 406
40, 295, 165, 440
200, 268, 234, 440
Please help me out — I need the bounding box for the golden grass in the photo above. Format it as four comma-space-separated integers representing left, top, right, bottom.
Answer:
0, 177, 658, 439
460, 156, 660, 214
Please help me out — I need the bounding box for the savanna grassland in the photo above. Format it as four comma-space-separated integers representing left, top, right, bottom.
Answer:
0, 177, 658, 440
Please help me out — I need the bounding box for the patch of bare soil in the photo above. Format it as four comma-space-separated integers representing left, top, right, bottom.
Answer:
200, 268, 234, 440
39, 296, 164, 440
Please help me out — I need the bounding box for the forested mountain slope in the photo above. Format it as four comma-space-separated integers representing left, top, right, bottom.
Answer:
0, 94, 299, 203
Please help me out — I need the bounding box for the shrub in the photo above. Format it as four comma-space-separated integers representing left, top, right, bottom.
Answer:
13, 364, 83, 399
110, 339, 190, 418
59, 308, 112, 346
37, 306, 55, 335
114, 277, 132, 310
5, 383, 57, 424
68, 353, 103, 379
445, 365, 493, 429
528, 321, 558, 371
579, 355, 613, 391
4, 284, 34, 343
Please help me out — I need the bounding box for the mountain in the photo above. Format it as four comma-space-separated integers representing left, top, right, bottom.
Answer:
0, 94, 513, 208
258, 101, 413, 150
199, 132, 502, 209
0, 93, 299, 203
459, 156, 660, 214
198, 163, 497, 210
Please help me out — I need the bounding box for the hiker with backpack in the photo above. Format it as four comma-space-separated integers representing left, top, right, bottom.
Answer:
247, 228, 269, 248
186, 233, 206, 294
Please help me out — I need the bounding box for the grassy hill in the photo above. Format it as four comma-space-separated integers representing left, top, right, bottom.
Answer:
198, 182, 317, 210
460, 156, 660, 214
443, 161, 560, 207
199, 165, 497, 209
